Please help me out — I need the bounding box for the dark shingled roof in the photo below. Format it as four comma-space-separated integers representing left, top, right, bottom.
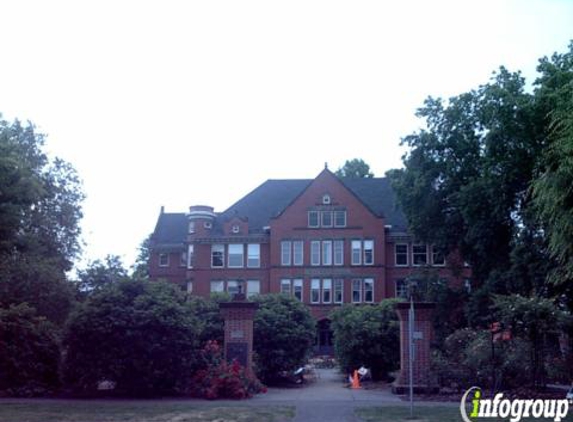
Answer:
152, 212, 187, 245
152, 177, 408, 243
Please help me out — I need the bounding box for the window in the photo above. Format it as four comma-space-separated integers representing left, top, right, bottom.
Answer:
293, 241, 304, 266
232, 225, 240, 234
293, 279, 303, 302
247, 280, 260, 298
247, 244, 260, 268
186, 280, 193, 293
464, 278, 472, 293
363, 240, 374, 265
334, 210, 347, 227
334, 240, 344, 265
281, 241, 292, 266
210, 280, 224, 293
432, 246, 446, 266
321, 211, 333, 227
334, 279, 343, 303
211, 244, 224, 268
351, 240, 362, 265
395, 279, 408, 298
227, 280, 240, 296
228, 244, 244, 268
159, 253, 169, 267
187, 245, 194, 268
352, 279, 362, 303
364, 278, 374, 302
188, 221, 195, 233
280, 279, 291, 295
308, 211, 319, 228
311, 279, 320, 303
180, 250, 187, 267
413, 244, 428, 266
322, 240, 332, 265
395, 244, 408, 266
322, 279, 332, 303
311, 241, 321, 266
322, 194, 331, 204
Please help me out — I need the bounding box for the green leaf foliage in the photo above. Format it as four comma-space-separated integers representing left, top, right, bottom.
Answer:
0, 304, 61, 396
330, 299, 400, 380
335, 158, 374, 178
62, 279, 201, 396
0, 115, 84, 324
252, 294, 315, 383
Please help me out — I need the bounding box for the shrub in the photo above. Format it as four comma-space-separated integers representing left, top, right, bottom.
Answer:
62, 279, 201, 396
0, 304, 61, 396
331, 299, 400, 381
186, 294, 227, 346
188, 341, 265, 399
253, 294, 315, 383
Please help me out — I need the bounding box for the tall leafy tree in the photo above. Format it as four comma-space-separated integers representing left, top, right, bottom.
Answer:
335, 158, 374, 178
0, 116, 84, 324
77, 255, 129, 294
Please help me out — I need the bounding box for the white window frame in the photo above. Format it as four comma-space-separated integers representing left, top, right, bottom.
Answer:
352, 279, 362, 303
334, 210, 347, 227
311, 241, 321, 266
293, 240, 304, 266
293, 279, 303, 302
322, 278, 332, 303
311, 278, 320, 304
363, 240, 374, 265
247, 244, 260, 268
187, 245, 194, 269
247, 280, 260, 298
211, 244, 225, 268
227, 280, 240, 295
395, 279, 408, 298
321, 210, 333, 227
351, 240, 362, 265
281, 241, 292, 266
308, 211, 319, 228
334, 240, 344, 266
228, 244, 244, 268
364, 278, 374, 303
322, 240, 333, 266
159, 253, 169, 267
432, 245, 446, 266
333, 278, 343, 303
412, 244, 428, 266
210, 280, 224, 293
188, 221, 195, 234
395, 243, 409, 267
185, 280, 193, 293
280, 278, 291, 295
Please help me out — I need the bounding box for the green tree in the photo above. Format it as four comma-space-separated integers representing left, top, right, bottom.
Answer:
253, 294, 315, 383
62, 279, 201, 396
533, 67, 573, 284
335, 158, 374, 178
131, 234, 151, 280
330, 300, 400, 380
0, 116, 84, 324
76, 255, 129, 294
186, 294, 226, 346
0, 304, 61, 396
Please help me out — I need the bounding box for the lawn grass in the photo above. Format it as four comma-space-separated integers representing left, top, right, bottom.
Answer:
356, 406, 573, 422
0, 401, 295, 422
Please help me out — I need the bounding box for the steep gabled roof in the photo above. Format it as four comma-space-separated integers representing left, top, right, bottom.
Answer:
152, 177, 409, 244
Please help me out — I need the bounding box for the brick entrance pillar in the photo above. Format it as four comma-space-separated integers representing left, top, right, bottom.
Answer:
392, 302, 438, 394
219, 293, 258, 373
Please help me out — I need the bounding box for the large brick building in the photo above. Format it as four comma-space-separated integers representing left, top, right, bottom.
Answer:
149, 168, 470, 354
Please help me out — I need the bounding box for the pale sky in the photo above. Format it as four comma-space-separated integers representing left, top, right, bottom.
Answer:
1, 0, 572, 269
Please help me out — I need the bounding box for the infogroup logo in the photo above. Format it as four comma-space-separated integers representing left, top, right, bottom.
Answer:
460, 387, 569, 422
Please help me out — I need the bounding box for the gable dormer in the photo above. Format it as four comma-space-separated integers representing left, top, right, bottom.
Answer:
223, 215, 249, 236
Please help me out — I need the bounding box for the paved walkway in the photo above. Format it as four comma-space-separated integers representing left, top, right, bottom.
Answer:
251, 368, 403, 422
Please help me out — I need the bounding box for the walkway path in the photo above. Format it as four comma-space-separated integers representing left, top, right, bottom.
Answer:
251, 368, 402, 422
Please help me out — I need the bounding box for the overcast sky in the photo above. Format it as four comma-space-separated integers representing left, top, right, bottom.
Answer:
1, 0, 572, 269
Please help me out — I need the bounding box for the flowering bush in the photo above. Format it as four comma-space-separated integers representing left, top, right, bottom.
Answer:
189, 341, 266, 399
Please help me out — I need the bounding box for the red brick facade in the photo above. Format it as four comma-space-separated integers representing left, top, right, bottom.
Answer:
149, 168, 470, 352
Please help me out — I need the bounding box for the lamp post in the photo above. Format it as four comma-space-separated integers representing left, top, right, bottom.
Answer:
407, 279, 418, 419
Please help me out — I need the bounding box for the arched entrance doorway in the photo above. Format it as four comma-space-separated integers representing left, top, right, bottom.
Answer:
315, 318, 334, 355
